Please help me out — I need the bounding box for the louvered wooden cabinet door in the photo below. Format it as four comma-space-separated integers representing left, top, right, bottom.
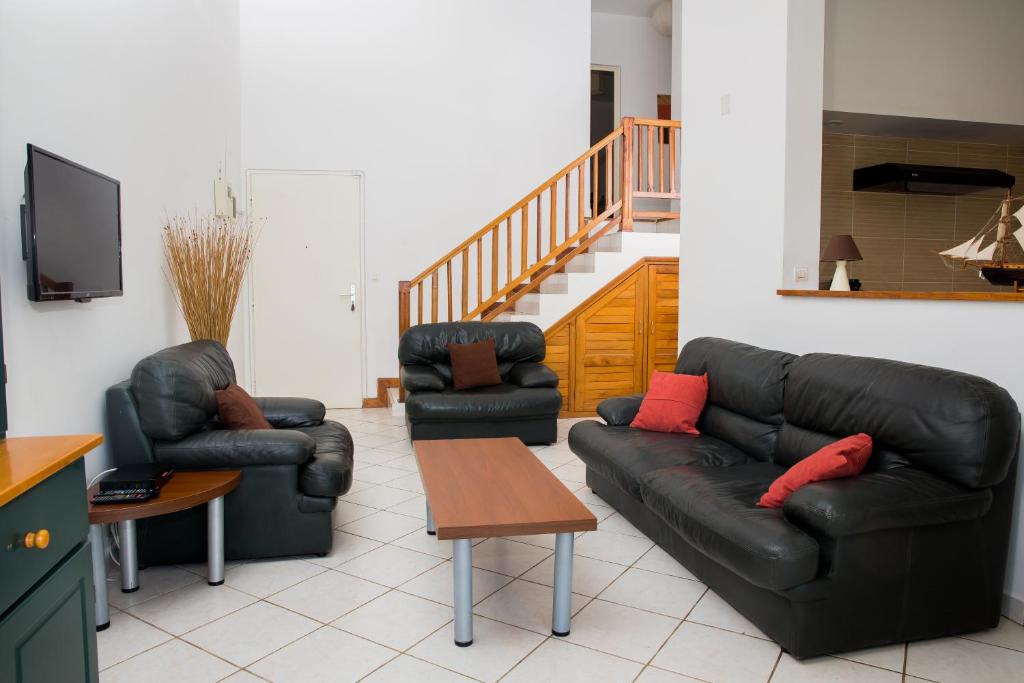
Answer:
572, 269, 647, 413
645, 263, 680, 386
545, 322, 572, 413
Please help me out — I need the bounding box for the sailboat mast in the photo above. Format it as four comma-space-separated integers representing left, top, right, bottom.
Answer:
997, 190, 1011, 263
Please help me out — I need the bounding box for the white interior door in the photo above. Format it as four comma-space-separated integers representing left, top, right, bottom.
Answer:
248, 171, 364, 408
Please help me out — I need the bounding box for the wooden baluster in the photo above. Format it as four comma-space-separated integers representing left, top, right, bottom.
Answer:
461, 249, 468, 318
577, 164, 584, 231
591, 153, 598, 220
622, 117, 634, 231
564, 173, 570, 242
491, 226, 498, 297
476, 237, 483, 306
417, 282, 423, 324
658, 125, 664, 192
549, 185, 556, 251
605, 144, 612, 213
506, 217, 512, 284
446, 261, 453, 321
636, 125, 644, 193
647, 124, 655, 192
430, 272, 438, 323
398, 281, 411, 337
669, 126, 677, 194
521, 206, 528, 272
536, 196, 542, 261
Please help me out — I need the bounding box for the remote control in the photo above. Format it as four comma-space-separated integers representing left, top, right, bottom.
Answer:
91, 491, 154, 505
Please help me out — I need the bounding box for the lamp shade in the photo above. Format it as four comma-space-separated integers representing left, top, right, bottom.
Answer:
821, 234, 862, 262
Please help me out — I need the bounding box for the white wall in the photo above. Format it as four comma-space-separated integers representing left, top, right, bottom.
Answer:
239, 0, 591, 394
0, 0, 242, 477
592, 11, 672, 120
678, 0, 1024, 615
824, 0, 1024, 126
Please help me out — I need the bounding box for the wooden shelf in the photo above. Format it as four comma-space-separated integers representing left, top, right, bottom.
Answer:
777, 289, 1024, 302
0, 435, 104, 507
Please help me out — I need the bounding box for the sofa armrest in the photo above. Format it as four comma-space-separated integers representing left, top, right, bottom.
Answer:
253, 396, 326, 429
596, 394, 645, 426
154, 429, 316, 469
783, 467, 993, 538
507, 362, 559, 389
401, 364, 445, 392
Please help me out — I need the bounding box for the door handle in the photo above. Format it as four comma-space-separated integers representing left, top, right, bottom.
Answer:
339, 284, 356, 311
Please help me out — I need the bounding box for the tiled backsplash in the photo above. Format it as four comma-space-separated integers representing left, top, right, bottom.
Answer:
820, 133, 1023, 291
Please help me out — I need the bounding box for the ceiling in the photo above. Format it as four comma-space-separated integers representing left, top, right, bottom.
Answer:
591, 0, 663, 18
823, 111, 1024, 146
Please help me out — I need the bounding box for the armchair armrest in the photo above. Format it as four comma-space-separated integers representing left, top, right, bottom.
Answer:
253, 396, 326, 429
783, 467, 993, 538
154, 429, 316, 469
507, 362, 558, 389
596, 394, 645, 426
401, 364, 445, 392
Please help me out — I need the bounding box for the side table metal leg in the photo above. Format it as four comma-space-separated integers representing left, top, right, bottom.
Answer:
208, 496, 225, 586
89, 524, 109, 631
452, 538, 473, 647
426, 500, 436, 535
552, 532, 574, 636
117, 519, 139, 593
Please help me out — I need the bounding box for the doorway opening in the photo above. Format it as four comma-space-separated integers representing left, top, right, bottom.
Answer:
590, 65, 620, 212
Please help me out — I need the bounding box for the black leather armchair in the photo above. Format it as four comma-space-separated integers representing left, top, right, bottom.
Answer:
399, 322, 561, 444
105, 340, 353, 564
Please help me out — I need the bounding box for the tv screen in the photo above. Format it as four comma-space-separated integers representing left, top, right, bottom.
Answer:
23, 144, 123, 302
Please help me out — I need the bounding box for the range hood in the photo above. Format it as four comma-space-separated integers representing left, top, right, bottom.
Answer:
853, 163, 1016, 195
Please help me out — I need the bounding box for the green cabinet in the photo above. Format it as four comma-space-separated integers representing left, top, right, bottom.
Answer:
0, 544, 98, 682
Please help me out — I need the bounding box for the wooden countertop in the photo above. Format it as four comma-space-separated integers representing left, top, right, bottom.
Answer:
0, 435, 104, 507
777, 289, 1024, 302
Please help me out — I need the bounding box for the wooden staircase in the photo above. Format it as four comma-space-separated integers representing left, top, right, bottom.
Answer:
398, 117, 681, 337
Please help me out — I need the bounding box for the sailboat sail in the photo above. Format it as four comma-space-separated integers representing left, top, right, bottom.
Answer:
940, 236, 983, 259
1014, 204, 1024, 226
974, 241, 997, 261
1014, 226, 1024, 252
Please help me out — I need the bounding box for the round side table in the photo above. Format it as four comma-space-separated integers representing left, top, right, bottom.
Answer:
87, 469, 241, 631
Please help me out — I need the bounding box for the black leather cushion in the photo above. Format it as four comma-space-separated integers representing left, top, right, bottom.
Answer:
507, 362, 559, 388
131, 340, 235, 441
405, 383, 561, 421
782, 353, 1020, 488
154, 429, 316, 468
401, 365, 445, 392
253, 397, 326, 429
294, 420, 355, 498
639, 463, 819, 591
569, 421, 752, 498
676, 337, 795, 461
399, 322, 546, 385
784, 466, 993, 537
597, 395, 644, 426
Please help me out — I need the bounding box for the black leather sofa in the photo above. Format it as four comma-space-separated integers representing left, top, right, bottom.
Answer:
105, 340, 353, 564
569, 337, 1020, 659
399, 322, 561, 444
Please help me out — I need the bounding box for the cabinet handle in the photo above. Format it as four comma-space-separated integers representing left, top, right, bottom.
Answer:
24, 529, 50, 550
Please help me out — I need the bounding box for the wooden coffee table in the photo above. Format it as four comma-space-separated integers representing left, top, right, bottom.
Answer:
87, 470, 241, 630
414, 437, 597, 646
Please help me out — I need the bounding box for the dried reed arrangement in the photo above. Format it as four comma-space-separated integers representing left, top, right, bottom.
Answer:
162, 212, 261, 347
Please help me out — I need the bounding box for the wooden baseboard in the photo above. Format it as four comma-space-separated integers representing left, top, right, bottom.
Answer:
362, 378, 399, 408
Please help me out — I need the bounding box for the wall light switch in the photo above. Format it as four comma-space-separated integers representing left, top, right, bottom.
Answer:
794, 266, 809, 283
720, 93, 731, 115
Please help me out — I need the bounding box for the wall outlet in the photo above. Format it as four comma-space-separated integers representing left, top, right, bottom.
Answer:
794, 266, 809, 283
720, 93, 731, 115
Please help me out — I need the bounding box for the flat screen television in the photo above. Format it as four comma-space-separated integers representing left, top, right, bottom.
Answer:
22, 144, 123, 302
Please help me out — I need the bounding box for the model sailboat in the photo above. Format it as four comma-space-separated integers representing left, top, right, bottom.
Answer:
940, 191, 1024, 291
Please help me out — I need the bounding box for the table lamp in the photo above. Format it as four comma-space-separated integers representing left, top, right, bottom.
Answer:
821, 234, 862, 291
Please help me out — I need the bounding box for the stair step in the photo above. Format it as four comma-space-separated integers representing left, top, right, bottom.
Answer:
515, 293, 541, 315
539, 273, 568, 294
564, 253, 596, 273
588, 232, 622, 253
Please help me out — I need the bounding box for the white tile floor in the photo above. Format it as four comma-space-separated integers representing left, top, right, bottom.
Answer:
98, 409, 1024, 683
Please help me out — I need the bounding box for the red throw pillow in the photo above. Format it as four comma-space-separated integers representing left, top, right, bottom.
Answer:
630, 371, 708, 434
448, 339, 502, 390
758, 433, 873, 508
215, 383, 272, 430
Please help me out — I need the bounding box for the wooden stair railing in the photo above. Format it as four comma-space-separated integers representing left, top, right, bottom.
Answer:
398, 117, 681, 341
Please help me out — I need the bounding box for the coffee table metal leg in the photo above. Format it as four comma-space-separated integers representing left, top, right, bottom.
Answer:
208, 496, 225, 586
89, 524, 110, 631
118, 519, 139, 593
552, 532, 574, 636
452, 538, 473, 647
426, 501, 436, 535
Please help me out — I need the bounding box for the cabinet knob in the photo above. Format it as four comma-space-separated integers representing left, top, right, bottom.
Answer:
24, 529, 50, 550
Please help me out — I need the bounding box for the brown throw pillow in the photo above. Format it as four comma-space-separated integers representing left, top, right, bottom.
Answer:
215, 384, 272, 430
448, 339, 502, 390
